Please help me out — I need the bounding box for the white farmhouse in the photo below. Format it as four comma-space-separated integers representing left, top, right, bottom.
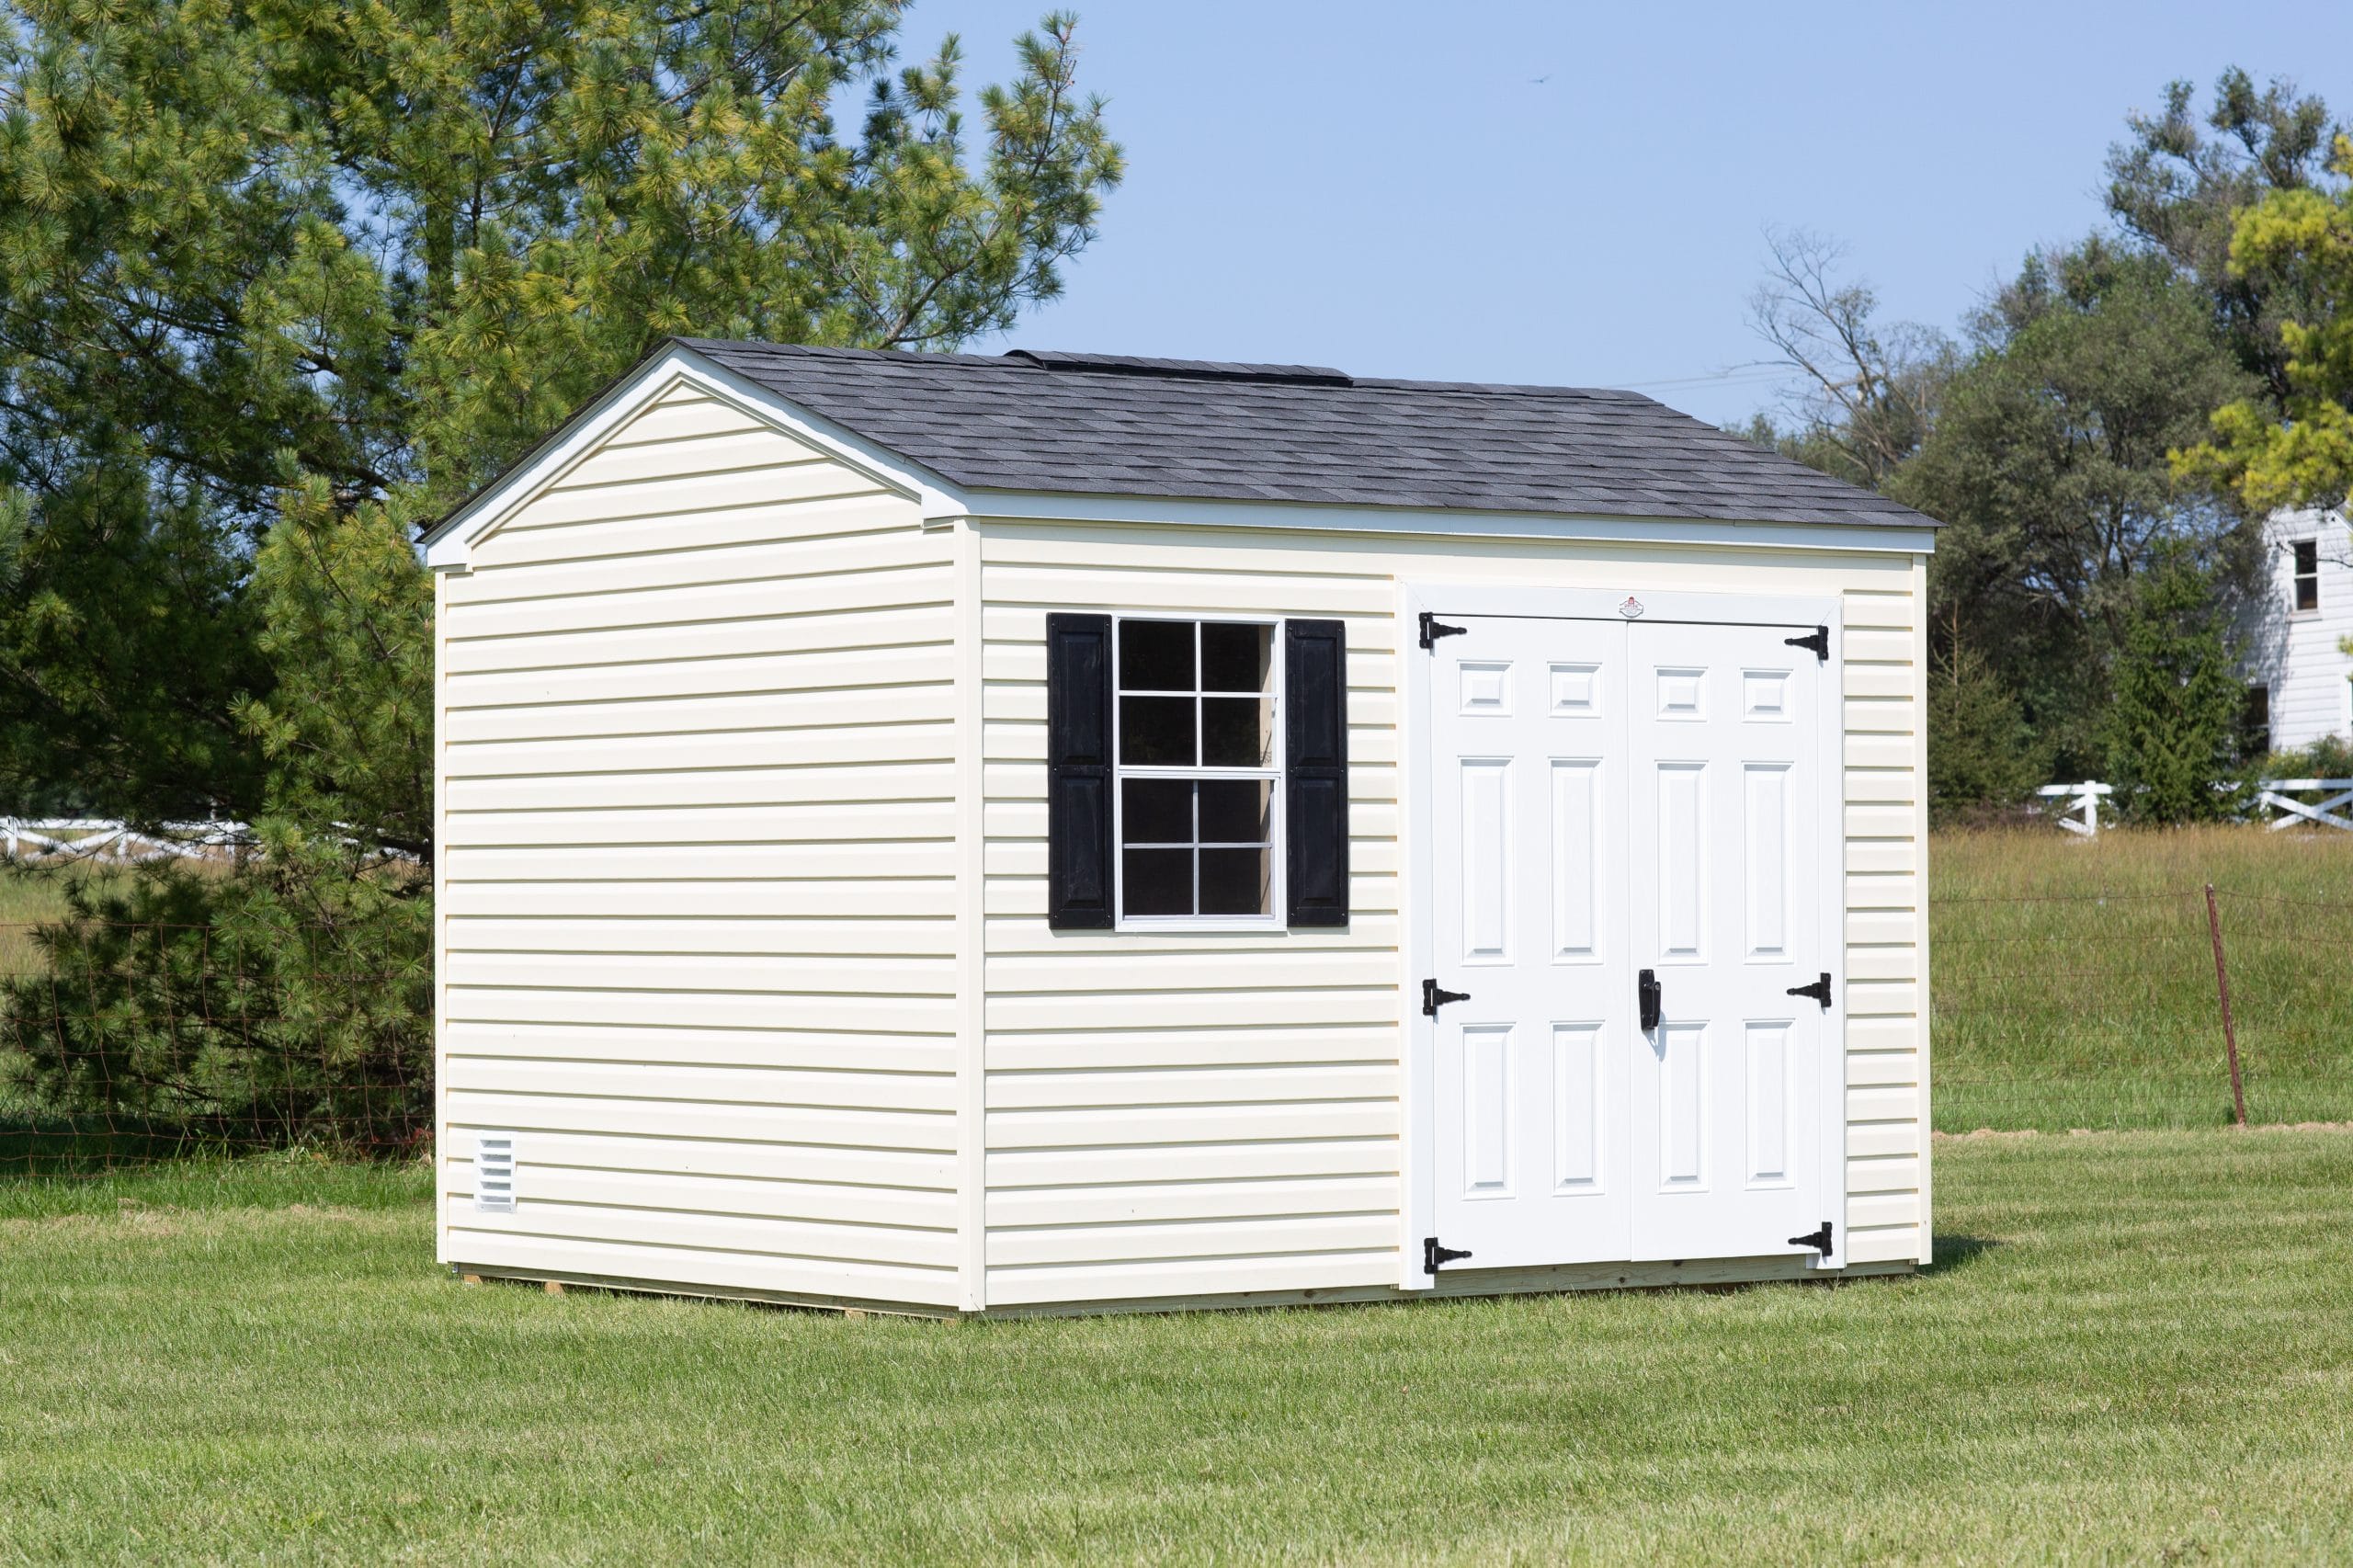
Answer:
420, 340, 1939, 1317
2245, 507, 2353, 750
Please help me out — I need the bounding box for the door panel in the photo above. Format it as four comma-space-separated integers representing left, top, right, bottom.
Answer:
1625, 622, 1824, 1263
1426, 608, 1834, 1275
1429, 615, 1631, 1269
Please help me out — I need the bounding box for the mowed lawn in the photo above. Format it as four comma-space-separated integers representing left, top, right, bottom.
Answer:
2, 1130, 2348, 1563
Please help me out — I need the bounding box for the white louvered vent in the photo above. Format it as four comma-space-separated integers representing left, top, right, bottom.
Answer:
474, 1133, 517, 1213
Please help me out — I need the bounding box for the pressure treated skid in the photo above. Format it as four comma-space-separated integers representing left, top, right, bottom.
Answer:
426, 341, 1937, 1317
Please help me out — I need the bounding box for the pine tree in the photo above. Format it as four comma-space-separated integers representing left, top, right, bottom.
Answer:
0, 1, 1121, 819
0, 3, 1120, 1150
2101, 548, 2246, 824
1927, 640, 2046, 823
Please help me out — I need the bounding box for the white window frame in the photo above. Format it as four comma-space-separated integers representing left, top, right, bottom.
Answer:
2291, 538, 2321, 616
1110, 613, 1287, 933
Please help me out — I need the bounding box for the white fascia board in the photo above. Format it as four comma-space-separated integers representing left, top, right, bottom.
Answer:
964, 490, 1937, 557
421, 343, 971, 572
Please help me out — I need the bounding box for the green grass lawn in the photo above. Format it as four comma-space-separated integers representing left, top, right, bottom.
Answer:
2, 1129, 2348, 1563
1933, 825, 2353, 1131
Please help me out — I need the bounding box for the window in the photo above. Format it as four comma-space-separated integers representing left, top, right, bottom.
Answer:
1113, 618, 1279, 924
2240, 683, 2271, 760
2293, 540, 2320, 612
1044, 612, 1347, 932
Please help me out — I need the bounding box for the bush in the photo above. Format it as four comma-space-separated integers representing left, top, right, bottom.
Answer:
0, 859, 429, 1155
2256, 733, 2353, 781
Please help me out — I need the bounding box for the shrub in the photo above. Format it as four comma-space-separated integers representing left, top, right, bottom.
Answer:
0, 859, 429, 1155
2256, 733, 2353, 781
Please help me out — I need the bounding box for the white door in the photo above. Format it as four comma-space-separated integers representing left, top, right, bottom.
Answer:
1624, 621, 1828, 1264
1426, 608, 1835, 1274
1428, 614, 1632, 1269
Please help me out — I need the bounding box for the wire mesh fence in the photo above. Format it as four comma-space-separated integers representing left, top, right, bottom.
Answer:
0, 872, 2347, 1177
0, 917, 430, 1176
1932, 886, 2353, 1131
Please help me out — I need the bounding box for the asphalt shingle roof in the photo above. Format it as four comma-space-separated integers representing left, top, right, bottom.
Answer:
677, 338, 1938, 530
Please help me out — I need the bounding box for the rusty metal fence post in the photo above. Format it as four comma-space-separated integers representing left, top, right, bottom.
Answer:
2204, 884, 2249, 1128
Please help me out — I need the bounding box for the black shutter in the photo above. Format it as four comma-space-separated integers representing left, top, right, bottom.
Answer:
1046, 613, 1115, 928
1285, 619, 1350, 926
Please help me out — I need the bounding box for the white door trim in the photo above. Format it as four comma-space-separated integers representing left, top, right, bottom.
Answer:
1398, 580, 1847, 1289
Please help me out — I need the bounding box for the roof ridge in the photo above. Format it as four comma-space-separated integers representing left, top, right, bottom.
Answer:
678, 337, 1664, 401
669, 336, 1941, 532
1004, 349, 1355, 386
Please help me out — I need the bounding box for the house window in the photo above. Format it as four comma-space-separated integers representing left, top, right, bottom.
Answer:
1113, 618, 1280, 924
2293, 540, 2320, 612
2240, 683, 2271, 760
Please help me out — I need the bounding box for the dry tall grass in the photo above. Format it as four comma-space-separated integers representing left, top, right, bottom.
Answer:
0, 870, 80, 975
1931, 824, 2353, 1129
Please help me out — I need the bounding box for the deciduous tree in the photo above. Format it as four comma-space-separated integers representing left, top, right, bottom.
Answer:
1888, 242, 2256, 776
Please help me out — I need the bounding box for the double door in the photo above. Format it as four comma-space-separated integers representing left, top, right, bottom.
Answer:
1426, 608, 1836, 1270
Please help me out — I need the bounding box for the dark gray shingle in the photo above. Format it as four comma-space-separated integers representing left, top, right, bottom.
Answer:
680, 339, 1938, 530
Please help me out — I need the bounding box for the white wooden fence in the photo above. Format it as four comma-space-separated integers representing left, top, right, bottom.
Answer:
2252, 779, 2353, 833
2037, 782, 2113, 837
2038, 781, 2353, 836
0, 818, 254, 864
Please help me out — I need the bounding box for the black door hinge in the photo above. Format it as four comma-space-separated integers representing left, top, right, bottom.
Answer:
1788, 1221, 1833, 1257
1419, 611, 1467, 652
1422, 978, 1470, 1017
1784, 624, 1829, 662
1424, 1236, 1472, 1275
1786, 971, 1833, 1010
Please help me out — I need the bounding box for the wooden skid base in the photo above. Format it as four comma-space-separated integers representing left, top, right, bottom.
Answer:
445, 1256, 1917, 1321
449, 1266, 963, 1319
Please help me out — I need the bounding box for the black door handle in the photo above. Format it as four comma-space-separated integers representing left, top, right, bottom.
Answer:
1637, 968, 1661, 1032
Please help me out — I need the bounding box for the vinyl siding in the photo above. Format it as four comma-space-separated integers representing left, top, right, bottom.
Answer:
976, 521, 1931, 1309
2246, 508, 2353, 749
435, 382, 961, 1308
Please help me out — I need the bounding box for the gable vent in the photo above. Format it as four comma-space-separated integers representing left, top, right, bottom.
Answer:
474, 1134, 517, 1214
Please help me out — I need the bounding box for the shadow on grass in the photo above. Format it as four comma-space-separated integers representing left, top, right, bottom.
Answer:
1927, 1233, 2005, 1272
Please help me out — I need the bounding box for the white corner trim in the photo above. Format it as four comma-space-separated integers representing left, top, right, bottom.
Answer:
951, 517, 987, 1314
421, 344, 970, 572
969, 493, 1938, 557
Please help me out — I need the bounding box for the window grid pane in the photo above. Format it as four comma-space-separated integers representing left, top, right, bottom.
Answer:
1114, 618, 1279, 921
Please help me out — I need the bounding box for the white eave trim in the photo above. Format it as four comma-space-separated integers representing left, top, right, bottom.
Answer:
963, 491, 1937, 556
420, 343, 968, 572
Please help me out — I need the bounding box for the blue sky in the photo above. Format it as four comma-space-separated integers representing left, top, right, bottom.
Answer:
912, 1, 2353, 427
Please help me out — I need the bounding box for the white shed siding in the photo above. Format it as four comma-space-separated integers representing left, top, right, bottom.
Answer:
2247, 508, 2353, 750
976, 522, 1930, 1309
436, 383, 962, 1308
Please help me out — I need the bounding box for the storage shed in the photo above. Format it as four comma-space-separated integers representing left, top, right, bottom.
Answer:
423, 340, 1938, 1316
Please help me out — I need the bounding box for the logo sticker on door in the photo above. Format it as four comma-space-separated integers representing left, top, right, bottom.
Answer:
1618, 597, 1644, 619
